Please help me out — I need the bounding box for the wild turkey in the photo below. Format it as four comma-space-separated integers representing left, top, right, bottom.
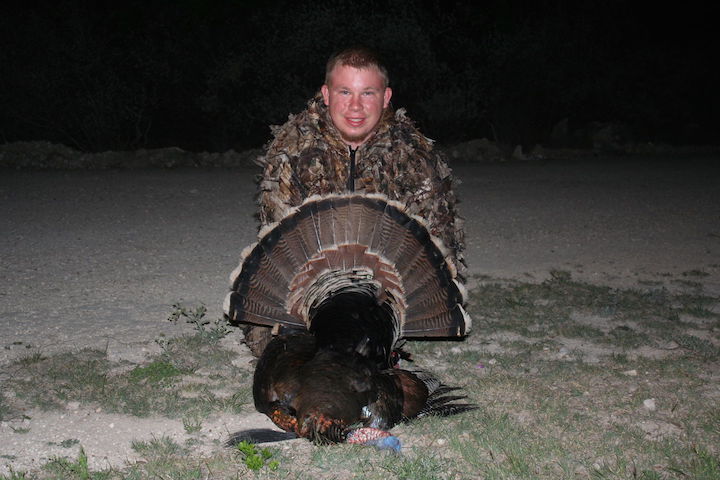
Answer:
224, 193, 474, 449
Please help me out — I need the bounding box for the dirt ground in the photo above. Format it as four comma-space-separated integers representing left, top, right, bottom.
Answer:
1, 156, 719, 474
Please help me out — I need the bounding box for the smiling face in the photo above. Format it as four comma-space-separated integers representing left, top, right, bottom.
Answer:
321, 65, 392, 148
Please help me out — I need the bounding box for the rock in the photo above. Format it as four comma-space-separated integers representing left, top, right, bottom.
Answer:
558, 347, 574, 360
638, 420, 682, 440
0, 141, 262, 169
550, 117, 570, 145
622, 369, 638, 377
444, 138, 506, 163
0, 141, 77, 168
511, 145, 526, 161
528, 144, 546, 161
589, 122, 633, 154
643, 398, 656, 411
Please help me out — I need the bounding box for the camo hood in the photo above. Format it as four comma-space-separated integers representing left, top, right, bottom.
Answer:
257, 92, 465, 272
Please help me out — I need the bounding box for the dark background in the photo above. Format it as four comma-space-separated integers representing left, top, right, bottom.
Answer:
1, 0, 717, 153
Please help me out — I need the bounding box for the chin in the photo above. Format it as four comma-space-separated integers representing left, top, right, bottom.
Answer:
341, 131, 369, 145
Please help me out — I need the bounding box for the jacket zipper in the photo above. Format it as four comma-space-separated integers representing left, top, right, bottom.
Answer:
347, 146, 357, 192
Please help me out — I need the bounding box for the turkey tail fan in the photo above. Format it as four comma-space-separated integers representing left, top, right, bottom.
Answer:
224, 194, 472, 343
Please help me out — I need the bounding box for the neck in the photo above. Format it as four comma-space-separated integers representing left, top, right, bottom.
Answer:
344, 136, 367, 149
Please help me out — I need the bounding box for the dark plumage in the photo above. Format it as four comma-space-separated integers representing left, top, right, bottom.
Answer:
252, 331, 475, 447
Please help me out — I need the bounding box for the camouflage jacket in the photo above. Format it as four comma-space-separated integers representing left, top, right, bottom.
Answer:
257, 92, 466, 274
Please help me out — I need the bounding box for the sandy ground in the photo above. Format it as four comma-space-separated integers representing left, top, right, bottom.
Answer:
1, 156, 719, 473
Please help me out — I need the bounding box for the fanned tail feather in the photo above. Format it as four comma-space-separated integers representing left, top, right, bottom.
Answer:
403, 368, 478, 420
224, 194, 471, 341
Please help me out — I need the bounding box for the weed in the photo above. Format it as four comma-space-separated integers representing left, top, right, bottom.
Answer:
673, 334, 720, 358
672, 278, 705, 290
182, 414, 203, 434
47, 438, 80, 448
167, 303, 231, 344
131, 436, 184, 458
235, 440, 279, 471
682, 270, 710, 278
608, 325, 646, 349
43, 447, 113, 480
155, 333, 236, 373
0, 394, 11, 422
227, 387, 253, 414
7, 349, 111, 412
379, 453, 448, 480
0, 467, 28, 480
3, 346, 242, 420
470, 271, 718, 356
14, 352, 44, 367
674, 293, 718, 318
128, 360, 184, 384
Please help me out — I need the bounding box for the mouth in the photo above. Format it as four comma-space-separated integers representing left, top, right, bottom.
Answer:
345, 117, 365, 128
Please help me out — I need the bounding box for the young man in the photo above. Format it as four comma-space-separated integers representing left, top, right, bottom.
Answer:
245, 47, 465, 355
319, 50, 393, 149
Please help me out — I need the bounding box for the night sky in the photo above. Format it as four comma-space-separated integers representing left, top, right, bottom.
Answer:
1, 0, 717, 153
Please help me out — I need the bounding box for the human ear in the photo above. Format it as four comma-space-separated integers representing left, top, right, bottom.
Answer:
321, 84, 330, 106
383, 87, 392, 108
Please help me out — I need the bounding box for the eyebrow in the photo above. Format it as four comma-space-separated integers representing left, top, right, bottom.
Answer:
333, 85, 381, 92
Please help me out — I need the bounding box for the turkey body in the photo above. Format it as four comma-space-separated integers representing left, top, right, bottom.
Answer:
253, 329, 456, 445
254, 332, 388, 442
251, 292, 471, 445
253, 292, 419, 443
225, 194, 475, 446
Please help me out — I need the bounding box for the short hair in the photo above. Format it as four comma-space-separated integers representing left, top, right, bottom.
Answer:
324, 47, 390, 88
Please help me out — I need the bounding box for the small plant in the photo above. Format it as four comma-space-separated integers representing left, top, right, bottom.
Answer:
128, 360, 184, 385
182, 414, 203, 434
674, 334, 720, 358
47, 438, 80, 448
235, 440, 279, 472
0, 395, 10, 422
15, 352, 44, 366
45, 447, 92, 479
168, 303, 231, 343
131, 436, 184, 458
0, 466, 28, 480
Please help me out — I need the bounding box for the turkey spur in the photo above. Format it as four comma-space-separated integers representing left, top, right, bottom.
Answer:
224, 194, 475, 448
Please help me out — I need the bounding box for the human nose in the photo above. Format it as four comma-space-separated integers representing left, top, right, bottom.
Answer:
348, 94, 362, 110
